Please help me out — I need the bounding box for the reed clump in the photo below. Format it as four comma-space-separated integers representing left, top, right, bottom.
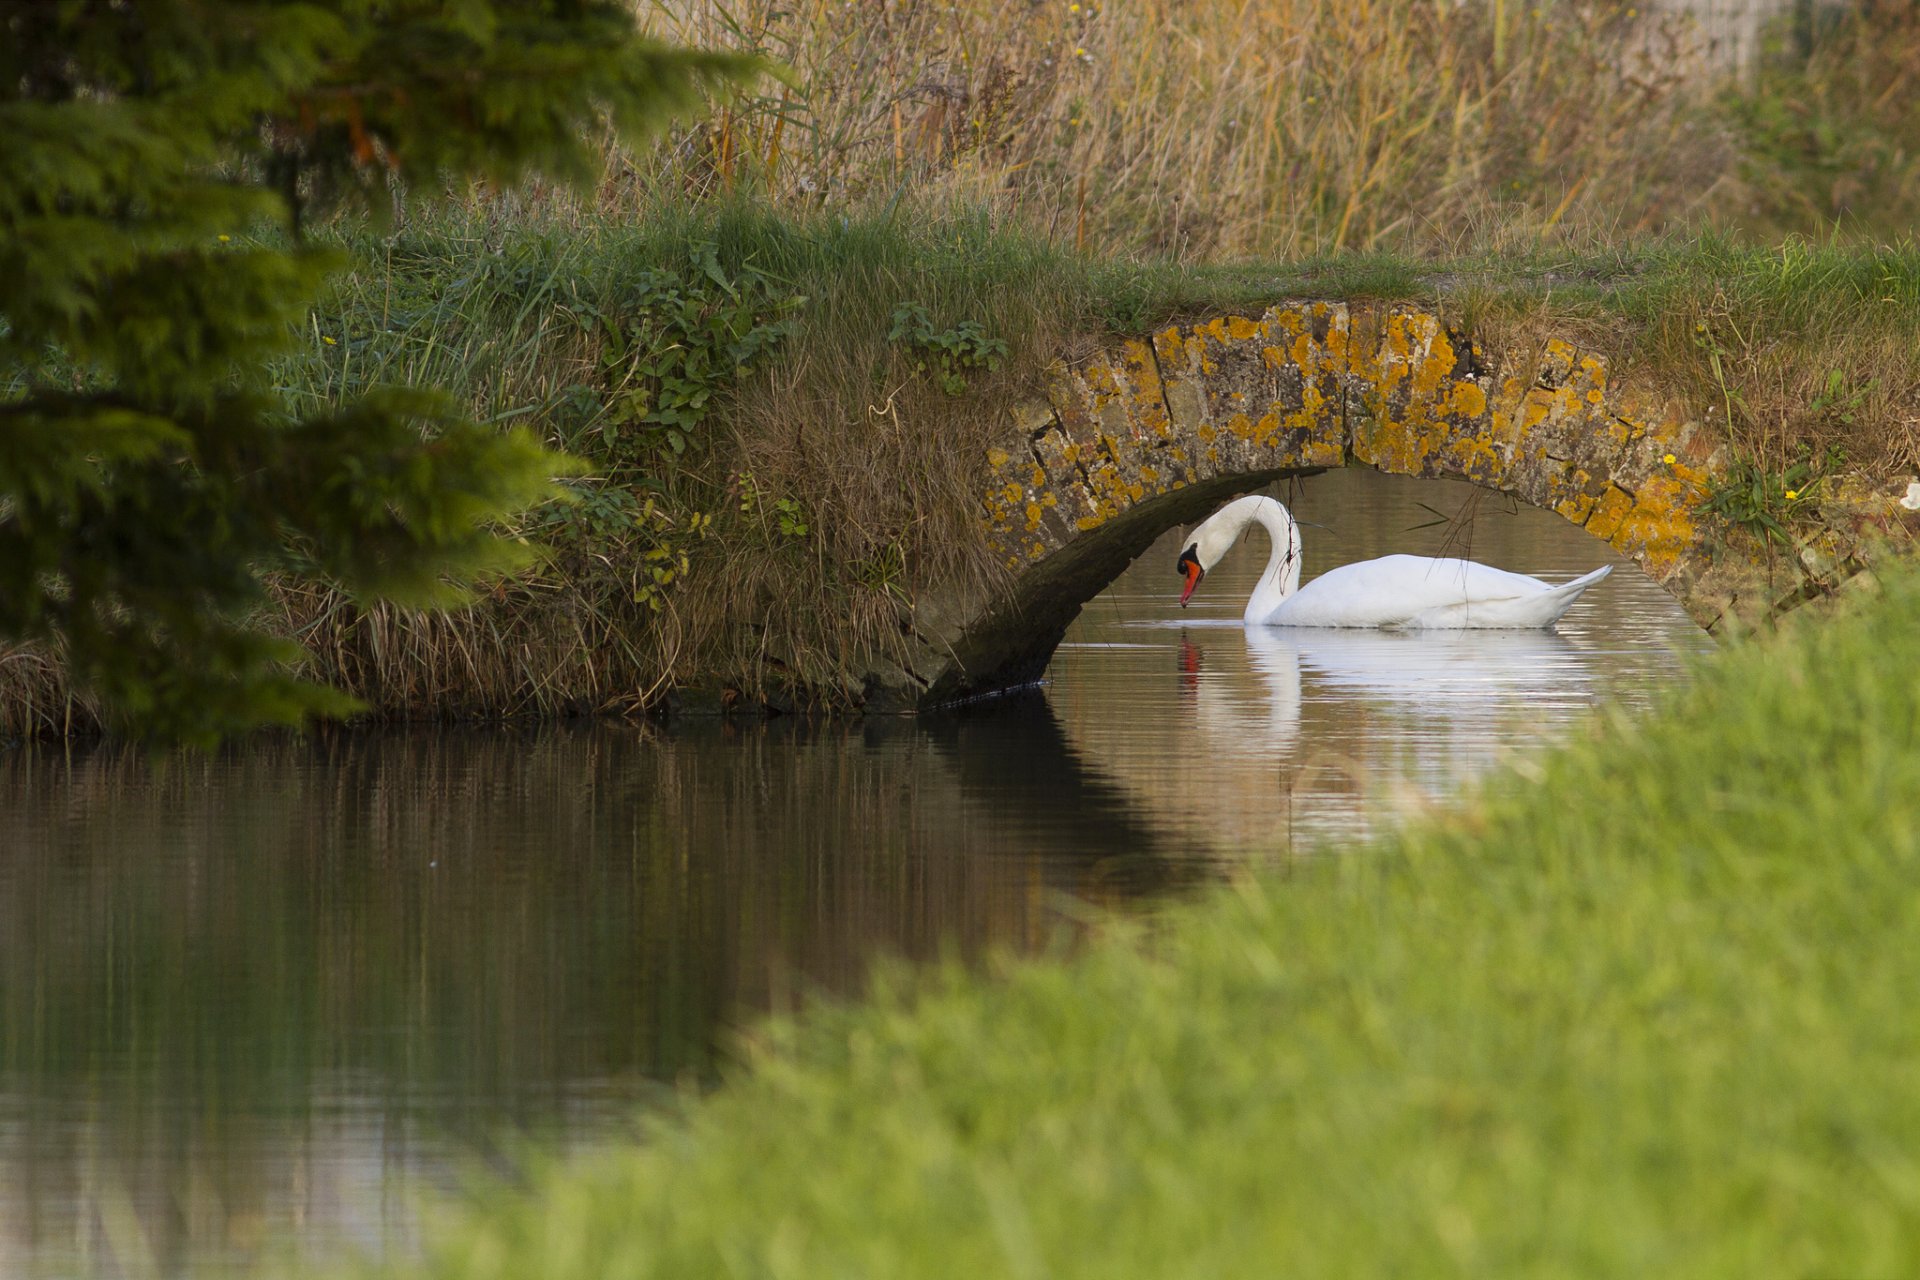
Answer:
625, 0, 1720, 257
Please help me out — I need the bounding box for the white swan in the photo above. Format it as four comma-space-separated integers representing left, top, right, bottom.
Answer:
1176, 494, 1611, 628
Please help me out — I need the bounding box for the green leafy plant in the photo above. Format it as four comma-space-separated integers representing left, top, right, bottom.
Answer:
887, 303, 1008, 394
1697, 453, 1825, 546
736, 470, 810, 540
595, 244, 802, 464
526, 482, 714, 613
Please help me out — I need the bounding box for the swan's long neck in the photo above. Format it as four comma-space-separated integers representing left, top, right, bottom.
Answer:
1241, 498, 1303, 622
1197, 495, 1301, 622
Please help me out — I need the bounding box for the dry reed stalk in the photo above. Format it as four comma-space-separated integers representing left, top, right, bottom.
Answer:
624, 0, 1721, 257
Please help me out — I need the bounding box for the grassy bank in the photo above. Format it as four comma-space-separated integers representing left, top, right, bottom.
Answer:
7, 200, 1920, 738
334, 561, 1920, 1278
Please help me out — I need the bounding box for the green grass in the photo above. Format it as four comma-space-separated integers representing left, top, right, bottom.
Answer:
341, 566, 1920, 1279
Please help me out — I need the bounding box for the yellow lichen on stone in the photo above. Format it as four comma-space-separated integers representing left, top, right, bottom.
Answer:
1541, 338, 1578, 375
986, 447, 1010, 469
1119, 338, 1172, 439
1584, 485, 1636, 540
1607, 473, 1700, 580
1411, 322, 1456, 400
1553, 489, 1598, 525
1323, 307, 1351, 366
1451, 381, 1488, 419
1301, 435, 1346, 468
1665, 458, 1708, 494
1517, 389, 1555, 435
1253, 411, 1284, 449
1436, 429, 1504, 485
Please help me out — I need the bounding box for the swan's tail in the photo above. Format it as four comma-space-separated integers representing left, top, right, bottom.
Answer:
1401, 563, 1613, 629
1533, 564, 1612, 625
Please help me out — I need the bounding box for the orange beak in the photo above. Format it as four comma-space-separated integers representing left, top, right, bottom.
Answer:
1179, 559, 1204, 606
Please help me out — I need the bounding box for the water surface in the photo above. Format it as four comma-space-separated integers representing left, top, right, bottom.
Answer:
0, 469, 1710, 1277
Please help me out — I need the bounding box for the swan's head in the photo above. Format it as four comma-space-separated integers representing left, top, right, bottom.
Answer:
1175, 512, 1242, 607
1176, 543, 1206, 606
1177, 495, 1299, 606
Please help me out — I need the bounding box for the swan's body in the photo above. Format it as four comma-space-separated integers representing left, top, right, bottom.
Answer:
1177, 495, 1610, 629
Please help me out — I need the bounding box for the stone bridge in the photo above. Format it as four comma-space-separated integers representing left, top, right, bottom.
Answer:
864, 302, 1912, 710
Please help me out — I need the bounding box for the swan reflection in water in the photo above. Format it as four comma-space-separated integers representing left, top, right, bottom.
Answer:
1175, 622, 1597, 845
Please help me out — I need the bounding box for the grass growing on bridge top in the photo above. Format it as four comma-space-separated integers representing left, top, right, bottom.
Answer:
1445, 232, 1920, 477
1149, 227, 1920, 479
339, 546, 1920, 1280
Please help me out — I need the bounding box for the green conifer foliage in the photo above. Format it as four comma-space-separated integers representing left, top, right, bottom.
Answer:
0, 1, 753, 743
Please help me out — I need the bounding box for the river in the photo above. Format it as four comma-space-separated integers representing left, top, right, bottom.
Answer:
0, 469, 1710, 1277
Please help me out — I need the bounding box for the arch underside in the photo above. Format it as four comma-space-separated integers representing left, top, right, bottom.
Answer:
885, 302, 1903, 710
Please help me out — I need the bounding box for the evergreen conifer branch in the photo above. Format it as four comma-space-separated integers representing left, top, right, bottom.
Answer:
0, 0, 759, 742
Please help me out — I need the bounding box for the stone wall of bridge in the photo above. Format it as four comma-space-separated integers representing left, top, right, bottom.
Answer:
863, 302, 1914, 710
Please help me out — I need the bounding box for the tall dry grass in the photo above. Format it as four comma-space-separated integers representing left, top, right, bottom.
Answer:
622, 0, 1726, 257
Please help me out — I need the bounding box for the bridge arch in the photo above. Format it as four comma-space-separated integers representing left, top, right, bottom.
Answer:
868, 302, 1903, 710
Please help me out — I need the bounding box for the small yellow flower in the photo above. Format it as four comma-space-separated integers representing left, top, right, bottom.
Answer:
1069, 2, 1080, 10
217, 234, 231, 243
1075, 45, 1087, 56
1663, 453, 1677, 465
1784, 488, 1799, 501
322, 335, 337, 346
